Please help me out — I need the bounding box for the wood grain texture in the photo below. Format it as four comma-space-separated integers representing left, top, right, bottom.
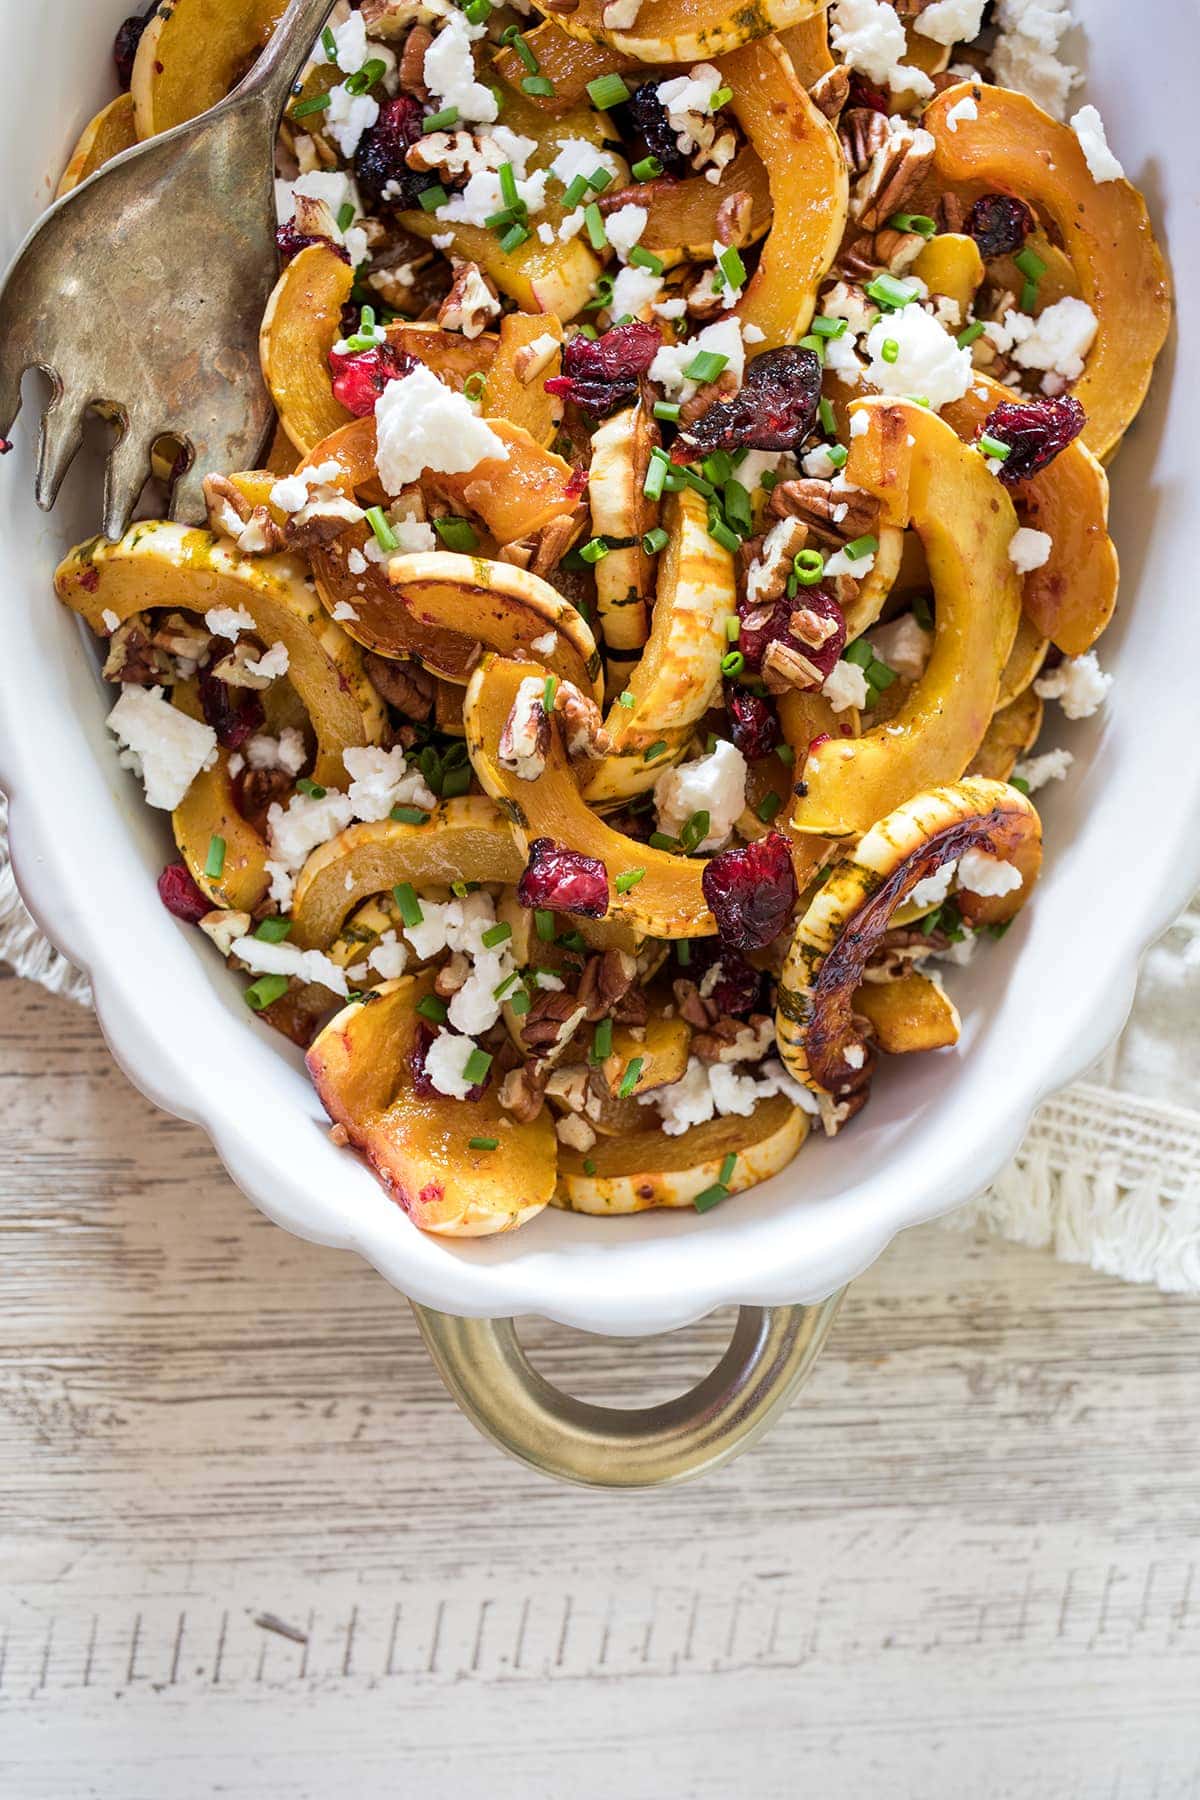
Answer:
1, 967, 1199, 1799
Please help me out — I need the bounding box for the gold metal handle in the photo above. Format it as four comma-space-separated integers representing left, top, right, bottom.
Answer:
410, 1294, 844, 1488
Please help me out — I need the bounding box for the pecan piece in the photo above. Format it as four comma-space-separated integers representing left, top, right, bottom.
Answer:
852, 121, 936, 234
769, 478, 880, 545
498, 1061, 547, 1123
762, 639, 823, 695
810, 65, 850, 122
363, 652, 435, 720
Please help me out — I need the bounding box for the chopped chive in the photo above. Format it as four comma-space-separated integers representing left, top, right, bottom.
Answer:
583, 203, 607, 249
561, 172, 590, 210
718, 1151, 737, 1186
579, 536, 609, 563
888, 211, 937, 238
587, 167, 613, 193
321, 24, 338, 60
756, 790, 782, 824
798, 334, 825, 360
344, 60, 386, 95
418, 184, 448, 212
880, 337, 900, 364
677, 941, 692, 966
498, 161, 520, 213
642, 526, 669, 555
450, 878, 471, 899
441, 764, 471, 800
364, 504, 398, 553
463, 1047, 493, 1085
615, 867, 645, 894
864, 272, 916, 310
684, 349, 728, 383
680, 467, 715, 499
643, 450, 668, 501
679, 810, 710, 854
291, 91, 331, 119
582, 1156, 597, 1175
500, 22, 539, 70
632, 154, 663, 181
1020, 281, 1038, 313
469, 1136, 499, 1151
725, 615, 741, 642
434, 515, 479, 551
463, 371, 487, 403
522, 74, 556, 96
723, 478, 753, 538
811, 315, 848, 340
493, 970, 520, 1000
391, 805, 430, 825
423, 105, 460, 133
484, 207, 519, 230
707, 515, 740, 554
776, 743, 795, 766
255, 915, 292, 943
653, 400, 681, 422
205, 834, 226, 879
720, 649, 745, 677
481, 921, 512, 949
245, 973, 290, 1010
979, 433, 1012, 462
912, 593, 935, 630
586, 73, 632, 110
844, 534, 879, 561
1009, 775, 1031, 796
794, 548, 825, 586
629, 245, 665, 275
701, 449, 733, 486
1014, 246, 1046, 284
509, 987, 531, 1015
709, 85, 732, 109
500, 222, 530, 251
558, 929, 587, 953
845, 638, 874, 669
618, 1057, 644, 1098
827, 444, 849, 469
463, 0, 491, 19
817, 396, 837, 437
590, 1017, 613, 1063
718, 245, 747, 289
648, 831, 677, 852
643, 740, 669, 762
416, 993, 448, 1024
693, 1182, 729, 1213
543, 674, 558, 711
534, 908, 555, 942
957, 320, 985, 349
336, 201, 356, 232
618, 689, 636, 708
394, 883, 423, 926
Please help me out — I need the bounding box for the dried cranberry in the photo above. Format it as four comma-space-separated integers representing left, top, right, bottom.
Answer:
846, 74, 891, 114
737, 584, 845, 679
623, 83, 692, 178
411, 1022, 489, 1101
979, 394, 1086, 484
329, 341, 417, 416
197, 660, 265, 750
113, 0, 156, 89
354, 96, 436, 212
544, 322, 661, 418
725, 686, 779, 760
0, 438, 11, 455
157, 863, 211, 924
702, 831, 798, 953
276, 220, 349, 266
517, 838, 610, 918
681, 939, 764, 1016
671, 348, 823, 461
965, 193, 1035, 260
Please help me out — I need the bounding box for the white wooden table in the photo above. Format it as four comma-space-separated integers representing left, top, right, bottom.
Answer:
2, 967, 1198, 1798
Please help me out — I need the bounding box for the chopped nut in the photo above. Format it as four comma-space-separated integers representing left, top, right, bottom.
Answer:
789, 606, 839, 649
529, 511, 586, 578
677, 369, 739, 424
512, 334, 562, 385
284, 494, 364, 549
102, 615, 173, 685
437, 261, 500, 340
434, 951, 470, 998
763, 639, 823, 694
552, 680, 610, 762
199, 909, 252, 957
498, 676, 550, 781
769, 478, 880, 545
363, 652, 436, 721
745, 515, 809, 604
399, 21, 432, 97
556, 1112, 597, 1152
673, 977, 716, 1029
809, 64, 850, 122
940, 190, 967, 234
544, 1063, 591, 1112
872, 227, 926, 275
852, 120, 935, 234
693, 1013, 775, 1063
498, 1062, 547, 1123
497, 538, 535, 570
714, 189, 755, 248
839, 107, 890, 178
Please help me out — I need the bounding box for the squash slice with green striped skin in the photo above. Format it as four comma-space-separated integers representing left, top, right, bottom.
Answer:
259, 242, 356, 457
56, 93, 137, 196
171, 682, 271, 912
584, 486, 735, 808
554, 1097, 807, 1215
854, 973, 961, 1056
290, 798, 524, 951
385, 552, 602, 698
791, 398, 1022, 840
466, 656, 715, 939
307, 972, 556, 1237
777, 779, 1041, 1100
925, 82, 1171, 462
535, 0, 828, 63
724, 35, 848, 351
586, 403, 658, 676
131, 0, 285, 137
54, 521, 385, 790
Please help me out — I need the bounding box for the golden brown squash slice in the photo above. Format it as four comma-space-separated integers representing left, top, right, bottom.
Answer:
307, 973, 556, 1236
56, 93, 137, 196
131, 0, 286, 137
481, 312, 563, 445
968, 687, 1044, 782
55, 521, 385, 789
466, 656, 715, 939
259, 242, 356, 457
778, 778, 1042, 1100
290, 798, 524, 950
491, 18, 634, 110
925, 82, 1171, 461
791, 398, 1022, 839
911, 233, 984, 321
554, 1096, 807, 1214
387, 322, 497, 391
536, 0, 828, 62
600, 1009, 692, 1100
587, 402, 659, 666
618, 144, 772, 270
170, 681, 271, 911
777, 13, 833, 84
996, 613, 1048, 708
854, 973, 960, 1055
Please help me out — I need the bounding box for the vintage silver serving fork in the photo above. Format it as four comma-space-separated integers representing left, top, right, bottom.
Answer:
0, 0, 334, 539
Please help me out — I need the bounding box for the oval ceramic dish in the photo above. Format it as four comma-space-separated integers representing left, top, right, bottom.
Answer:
0, 0, 1194, 1483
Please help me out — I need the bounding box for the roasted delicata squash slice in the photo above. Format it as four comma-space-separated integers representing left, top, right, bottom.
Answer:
792, 398, 1022, 839
777, 778, 1042, 1101
56, 94, 137, 196
482, 313, 563, 445
996, 613, 1049, 708
722, 36, 848, 350
925, 82, 1171, 461
585, 486, 736, 807
854, 974, 961, 1056
291, 799, 524, 950
387, 322, 498, 392
599, 1006, 692, 1101
466, 656, 714, 938
968, 688, 1043, 782
492, 18, 634, 110
537, 0, 829, 63
55, 521, 385, 788
170, 681, 271, 911
307, 972, 556, 1236
259, 242, 356, 456
554, 1097, 807, 1214
620, 143, 772, 270
131, 0, 286, 138
586, 403, 659, 669
777, 12, 833, 85
911, 233, 984, 322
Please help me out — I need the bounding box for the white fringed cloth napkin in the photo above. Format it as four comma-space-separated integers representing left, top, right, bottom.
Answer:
4, 792, 1198, 1294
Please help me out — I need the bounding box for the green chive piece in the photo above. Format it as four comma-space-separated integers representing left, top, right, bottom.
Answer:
590, 1018, 613, 1064
390, 805, 430, 826
653, 400, 681, 422
441, 765, 471, 800
481, 921, 512, 949
416, 994, 448, 1024
463, 0, 491, 19
493, 971, 520, 1001
725, 615, 741, 642
811, 315, 849, 340
793, 548, 825, 587
205, 834, 226, 879
433, 515, 479, 552
956, 320, 985, 349
587, 167, 613, 193
296, 777, 326, 798
365, 505, 398, 553
615, 867, 646, 894
707, 515, 740, 555
586, 73, 632, 110
1014, 246, 1046, 284
254, 916, 292, 943
720, 648, 745, 677
718, 1151, 737, 1187
502, 25, 539, 72
336, 201, 356, 232
534, 909, 555, 942
693, 1182, 729, 1213
618, 689, 636, 708
1009, 775, 1031, 796
543, 674, 558, 712
912, 594, 935, 631
509, 987, 532, 1016
844, 534, 879, 561
321, 24, 339, 61
888, 211, 937, 238
1020, 280, 1038, 313
632, 155, 663, 181
817, 397, 837, 437
423, 106, 459, 133
845, 639, 874, 669
827, 444, 849, 469
642, 526, 669, 555
648, 832, 677, 853
677, 941, 692, 966
776, 743, 795, 766
979, 433, 1012, 462
500, 222, 531, 252
561, 172, 590, 210
709, 85, 732, 109
469, 1136, 499, 1151
579, 537, 609, 564
864, 272, 916, 310
521, 74, 556, 97
881, 337, 900, 364
684, 348, 729, 383
291, 91, 331, 119
643, 740, 669, 763
679, 811, 710, 854
757, 790, 783, 824
618, 1057, 644, 1098
245, 973, 290, 1011
498, 161, 520, 213
643, 450, 669, 501
393, 883, 423, 926
629, 245, 665, 275
583, 203, 607, 250
718, 245, 747, 289
798, 334, 825, 360
723, 479, 753, 538
463, 1047, 493, 1085
418, 184, 448, 212
463, 371, 487, 403
582, 1156, 598, 1176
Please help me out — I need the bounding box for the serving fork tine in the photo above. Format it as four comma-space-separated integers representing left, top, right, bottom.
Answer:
0, 0, 335, 540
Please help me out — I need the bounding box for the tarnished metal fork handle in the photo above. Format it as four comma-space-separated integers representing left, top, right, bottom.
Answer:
0, 0, 334, 539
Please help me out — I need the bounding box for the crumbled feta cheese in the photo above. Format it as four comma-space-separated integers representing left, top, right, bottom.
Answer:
558, 207, 586, 242
242, 641, 288, 684
850, 408, 870, 438
823, 544, 875, 578
644, 1053, 819, 1135
870, 611, 933, 681
549, 137, 622, 189
269, 458, 344, 516
1012, 747, 1074, 791
106, 685, 218, 810
1070, 103, 1124, 183
274, 170, 367, 263
499, 676, 549, 781
653, 295, 688, 321
603, 203, 649, 261
1034, 649, 1112, 719
435, 155, 548, 230
944, 93, 978, 132
537, 221, 555, 245
312, 9, 369, 74
265, 788, 356, 907
325, 82, 379, 159
609, 264, 664, 320
346, 547, 367, 575
656, 63, 725, 162
367, 930, 408, 981
956, 849, 1024, 897
829, 0, 935, 97
991, 0, 1078, 120
1008, 527, 1053, 573
654, 739, 747, 851
205, 605, 256, 639
530, 630, 558, 656
843, 1043, 866, 1071
331, 600, 360, 622
913, 0, 985, 44
822, 660, 870, 712
1001, 296, 1098, 385
864, 305, 973, 410
424, 1030, 483, 1099
650, 315, 745, 400
423, 10, 496, 123
742, 323, 765, 344
246, 727, 306, 776
374, 364, 507, 492
343, 745, 437, 821
802, 444, 840, 480
232, 934, 348, 997
101, 608, 122, 633
909, 860, 956, 910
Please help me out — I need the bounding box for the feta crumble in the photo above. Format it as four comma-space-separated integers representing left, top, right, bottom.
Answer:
325, 83, 379, 160
913, 0, 985, 44
993, 296, 1098, 386
342, 745, 437, 821
650, 315, 745, 400
644, 1054, 819, 1135
106, 685, 218, 810
909, 860, 956, 910
603, 203, 648, 260
1034, 650, 1112, 719
312, 10, 369, 74
374, 364, 507, 493
424, 1030, 484, 1099
265, 788, 355, 908
864, 305, 973, 410
1070, 103, 1124, 183
822, 660, 870, 712
991, 0, 1078, 121
231, 935, 349, 997
654, 740, 748, 851
828, 0, 934, 98
869, 611, 933, 681
944, 94, 978, 132
956, 849, 1024, 897
205, 605, 256, 639
1008, 527, 1053, 573
246, 728, 306, 776
243, 641, 289, 683
1012, 747, 1074, 791
423, 10, 497, 124
610, 264, 664, 320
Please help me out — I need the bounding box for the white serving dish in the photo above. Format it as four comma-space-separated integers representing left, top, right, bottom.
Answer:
0, 0, 1193, 1352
